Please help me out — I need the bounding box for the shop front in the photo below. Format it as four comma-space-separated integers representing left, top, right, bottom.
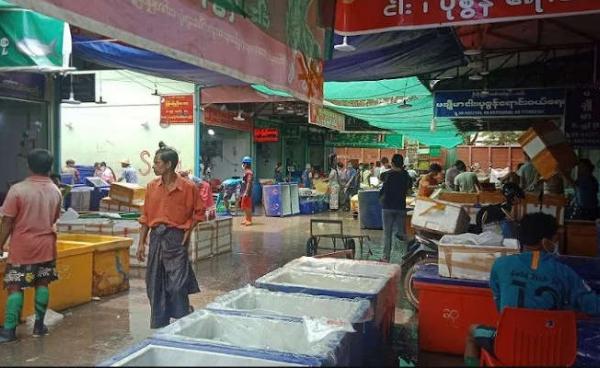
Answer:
202, 106, 253, 181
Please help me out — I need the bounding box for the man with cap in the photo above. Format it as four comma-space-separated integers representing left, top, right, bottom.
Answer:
118, 159, 139, 184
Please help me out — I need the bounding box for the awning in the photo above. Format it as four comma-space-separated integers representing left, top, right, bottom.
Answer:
72, 36, 243, 87
0, 0, 71, 72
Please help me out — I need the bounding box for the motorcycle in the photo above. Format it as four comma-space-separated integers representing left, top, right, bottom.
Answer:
400, 183, 525, 309
400, 228, 442, 309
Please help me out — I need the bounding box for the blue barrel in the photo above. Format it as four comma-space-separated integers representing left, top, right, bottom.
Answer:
358, 190, 383, 230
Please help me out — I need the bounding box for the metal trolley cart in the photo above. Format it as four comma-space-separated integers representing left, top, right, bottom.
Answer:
305, 219, 371, 259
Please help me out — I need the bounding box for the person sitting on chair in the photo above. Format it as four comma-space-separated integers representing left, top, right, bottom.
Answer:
464, 213, 600, 366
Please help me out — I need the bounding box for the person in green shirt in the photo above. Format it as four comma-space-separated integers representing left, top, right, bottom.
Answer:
454, 170, 481, 193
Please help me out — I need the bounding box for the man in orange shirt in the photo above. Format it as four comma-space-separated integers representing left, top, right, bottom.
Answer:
417, 163, 443, 197
0, 149, 62, 343
137, 143, 203, 329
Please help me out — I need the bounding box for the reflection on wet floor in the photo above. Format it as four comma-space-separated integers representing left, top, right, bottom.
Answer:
0, 211, 459, 366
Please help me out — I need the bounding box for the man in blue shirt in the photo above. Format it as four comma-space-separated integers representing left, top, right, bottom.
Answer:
118, 159, 138, 184
464, 213, 600, 366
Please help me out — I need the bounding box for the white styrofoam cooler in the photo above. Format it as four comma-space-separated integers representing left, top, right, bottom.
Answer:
438, 239, 520, 281
98, 338, 310, 366
282, 257, 399, 343
153, 310, 353, 366
411, 198, 470, 234
255, 267, 393, 346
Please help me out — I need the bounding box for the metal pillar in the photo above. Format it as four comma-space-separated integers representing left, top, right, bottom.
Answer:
194, 84, 202, 177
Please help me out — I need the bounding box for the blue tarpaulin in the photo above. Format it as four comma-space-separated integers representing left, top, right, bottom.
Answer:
325, 28, 466, 82
73, 36, 244, 87
73, 27, 465, 86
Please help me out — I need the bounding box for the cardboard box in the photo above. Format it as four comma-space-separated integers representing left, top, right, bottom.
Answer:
518, 121, 577, 180
411, 198, 470, 234
520, 193, 568, 225
109, 182, 146, 206
438, 240, 520, 281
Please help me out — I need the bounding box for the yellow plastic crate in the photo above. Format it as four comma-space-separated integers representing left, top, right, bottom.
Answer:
57, 234, 133, 297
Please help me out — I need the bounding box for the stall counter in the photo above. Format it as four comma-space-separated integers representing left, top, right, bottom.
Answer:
414, 258, 600, 366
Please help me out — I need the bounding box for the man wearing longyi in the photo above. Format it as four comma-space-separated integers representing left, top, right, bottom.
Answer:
137, 141, 204, 329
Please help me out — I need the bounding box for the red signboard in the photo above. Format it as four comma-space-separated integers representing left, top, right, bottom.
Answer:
203, 107, 253, 132
12, 0, 325, 103
254, 128, 279, 143
160, 95, 194, 125
335, 0, 600, 34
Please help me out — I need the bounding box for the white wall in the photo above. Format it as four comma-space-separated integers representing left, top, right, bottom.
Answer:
61, 70, 195, 185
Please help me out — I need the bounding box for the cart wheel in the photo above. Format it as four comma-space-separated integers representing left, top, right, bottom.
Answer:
306, 236, 318, 256
344, 239, 356, 259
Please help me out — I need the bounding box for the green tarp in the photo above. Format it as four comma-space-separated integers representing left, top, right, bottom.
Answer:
252, 78, 464, 148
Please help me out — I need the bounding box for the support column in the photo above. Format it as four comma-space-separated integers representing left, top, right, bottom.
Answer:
194, 84, 202, 177
49, 74, 61, 174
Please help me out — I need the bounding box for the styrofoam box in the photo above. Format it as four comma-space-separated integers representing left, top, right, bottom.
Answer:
214, 217, 232, 255
255, 268, 392, 346
282, 257, 399, 344
153, 310, 353, 366
206, 286, 372, 365
411, 198, 470, 234
99, 338, 309, 367
190, 222, 213, 261
438, 239, 520, 281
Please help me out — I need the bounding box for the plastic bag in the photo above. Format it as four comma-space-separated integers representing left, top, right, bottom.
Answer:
25, 309, 64, 328
440, 231, 503, 246
302, 317, 355, 343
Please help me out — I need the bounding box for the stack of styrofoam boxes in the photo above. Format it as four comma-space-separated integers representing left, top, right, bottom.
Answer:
254, 257, 401, 362
58, 216, 233, 267
100, 257, 394, 366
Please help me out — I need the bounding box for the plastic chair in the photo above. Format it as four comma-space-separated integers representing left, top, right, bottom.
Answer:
480, 307, 577, 367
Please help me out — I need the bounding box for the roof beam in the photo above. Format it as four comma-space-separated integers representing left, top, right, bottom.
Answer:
544, 18, 600, 43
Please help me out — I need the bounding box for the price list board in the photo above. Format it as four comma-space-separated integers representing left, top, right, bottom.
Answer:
565, 88, 600, 148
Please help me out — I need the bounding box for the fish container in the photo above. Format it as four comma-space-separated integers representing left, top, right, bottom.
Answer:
283, 257, 400, 344
255, 268, 392, 345
206, 286, 373, 364
57, 234, 133, 297
358, 190, 383, 230
153, 310, 353, 366
99, 338, 312, 367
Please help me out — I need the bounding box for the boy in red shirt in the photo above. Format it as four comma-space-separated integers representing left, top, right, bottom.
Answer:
0, 149, 62, 343
240, 156, 254, 226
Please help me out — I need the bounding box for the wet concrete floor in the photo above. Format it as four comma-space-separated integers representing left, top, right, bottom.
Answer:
0, 211, 462, 366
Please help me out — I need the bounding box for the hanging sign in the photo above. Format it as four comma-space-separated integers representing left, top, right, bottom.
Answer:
0, 5, 71, 71
11, 0, 325, 103
335, 0, 600, 34
565, 88, 600, 148
434, 89, 566, 119
203, 106, 253, 132
160, 95, 194, 125
326, 133, 403, 148
309, 104, 345, 131
254, 128, 279, 143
